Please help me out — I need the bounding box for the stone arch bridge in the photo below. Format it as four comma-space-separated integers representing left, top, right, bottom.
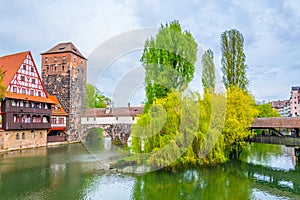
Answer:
80, 107, 143, 144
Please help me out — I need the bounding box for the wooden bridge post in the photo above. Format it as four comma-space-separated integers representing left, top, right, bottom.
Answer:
296, 128, 300, 137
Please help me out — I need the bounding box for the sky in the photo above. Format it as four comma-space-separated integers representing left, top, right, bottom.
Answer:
1, 0, 300, 106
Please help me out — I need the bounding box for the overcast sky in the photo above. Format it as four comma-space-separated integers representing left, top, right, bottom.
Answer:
1, 0, 300, 106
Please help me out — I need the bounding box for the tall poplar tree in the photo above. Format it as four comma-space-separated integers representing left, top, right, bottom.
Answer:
221, 29, 248, 90
201, 49, 215, 91
141, 20, 197, 109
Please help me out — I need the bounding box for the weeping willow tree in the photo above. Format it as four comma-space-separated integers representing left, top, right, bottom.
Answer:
141, 20, 197, 110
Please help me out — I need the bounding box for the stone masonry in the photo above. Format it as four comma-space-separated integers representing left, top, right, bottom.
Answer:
41, 42, 87, 141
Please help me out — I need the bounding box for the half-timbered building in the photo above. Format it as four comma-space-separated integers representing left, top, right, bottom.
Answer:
0, 51, 54, 151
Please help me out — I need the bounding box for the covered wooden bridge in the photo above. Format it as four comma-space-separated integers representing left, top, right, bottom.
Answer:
250, 117, 300, 147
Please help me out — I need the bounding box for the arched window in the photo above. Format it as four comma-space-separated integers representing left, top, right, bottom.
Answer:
22, 132, 25, 140
16, 133, 19, 140
31, 130, 35, 139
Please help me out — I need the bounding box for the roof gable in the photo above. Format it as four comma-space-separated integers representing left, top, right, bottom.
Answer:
0, 51, 50, 102
0, 51, 29, 87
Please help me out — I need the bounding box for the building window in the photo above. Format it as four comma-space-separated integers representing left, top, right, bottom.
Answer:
22, 132, 25, 140
39, 132, 43, 138
43, 116, 48, 123
22, 88, 26, 94
31, 130, 35, 139
38, 91, 41, 97
33, 116, 37, 123
45, 104, 48, 109
20, 101, 24, 107
63, 56, 66, 61
30, 90, 34, 96
116, 116, 118, 121
62, 65, 65, 71
13, 87, 17, 93
12, 100, 16, 106
25, 101, 30, 108
16, 133, 19, 140
21, 76, 25, 81
23, 65, 26, 70
73, 57, 76, 62
54, 57, 57, 62
31, 67, 34, 72
59, 118, 64, 124
32, 79, 36, 84
45, 57, 48, 62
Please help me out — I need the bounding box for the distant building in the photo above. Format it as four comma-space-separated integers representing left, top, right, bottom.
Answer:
290, 86, 300, 117
0, 51, 54, 151
271, 100, 290, 117
41, 42, 87, 141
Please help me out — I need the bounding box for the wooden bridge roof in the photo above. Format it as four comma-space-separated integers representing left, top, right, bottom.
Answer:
251, 117, 300, 128
82, 107, 143, 117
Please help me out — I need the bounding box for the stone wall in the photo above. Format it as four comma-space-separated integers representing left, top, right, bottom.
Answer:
42, 51, 87, 141
81, 124, 133, 145
0, 129, 47, 151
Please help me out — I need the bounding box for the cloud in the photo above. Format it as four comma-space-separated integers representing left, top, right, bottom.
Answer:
1, 0, 300, 105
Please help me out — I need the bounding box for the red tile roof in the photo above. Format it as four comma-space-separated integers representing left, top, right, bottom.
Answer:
81, 107, 143, 117
0, 51, 53, 104
48, 95, 68, 116
5, 92, 55, 104
251, 117, 300, 128
0, 51, 29, 87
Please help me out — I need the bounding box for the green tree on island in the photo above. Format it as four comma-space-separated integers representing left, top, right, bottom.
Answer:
221, 29, 248, 91
220, 29, 258, 157
86, 83, 109, 108
141, 20, 197, 110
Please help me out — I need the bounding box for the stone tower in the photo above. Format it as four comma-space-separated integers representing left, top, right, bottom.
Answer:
41, 42, 87, 140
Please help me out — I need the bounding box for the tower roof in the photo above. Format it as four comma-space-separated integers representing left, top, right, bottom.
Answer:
41, 42, 86, 59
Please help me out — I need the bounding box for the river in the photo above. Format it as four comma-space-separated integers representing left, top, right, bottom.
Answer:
0, 140, 299, 200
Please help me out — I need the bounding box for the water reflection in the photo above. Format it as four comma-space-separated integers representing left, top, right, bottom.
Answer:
0, 142, 299, 199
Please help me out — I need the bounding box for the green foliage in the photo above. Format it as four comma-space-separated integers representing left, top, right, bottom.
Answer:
86, 83, 109, 108
222, 86, 259, 154
132, 91, 227, 172
141, 20, 197, 109
221, 29, 248, 91
256, 103, 280, 118
201, 49, 215, 91
86, 128, 103, 141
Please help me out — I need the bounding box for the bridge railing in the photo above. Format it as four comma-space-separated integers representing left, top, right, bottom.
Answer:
250, 135, 300, 147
